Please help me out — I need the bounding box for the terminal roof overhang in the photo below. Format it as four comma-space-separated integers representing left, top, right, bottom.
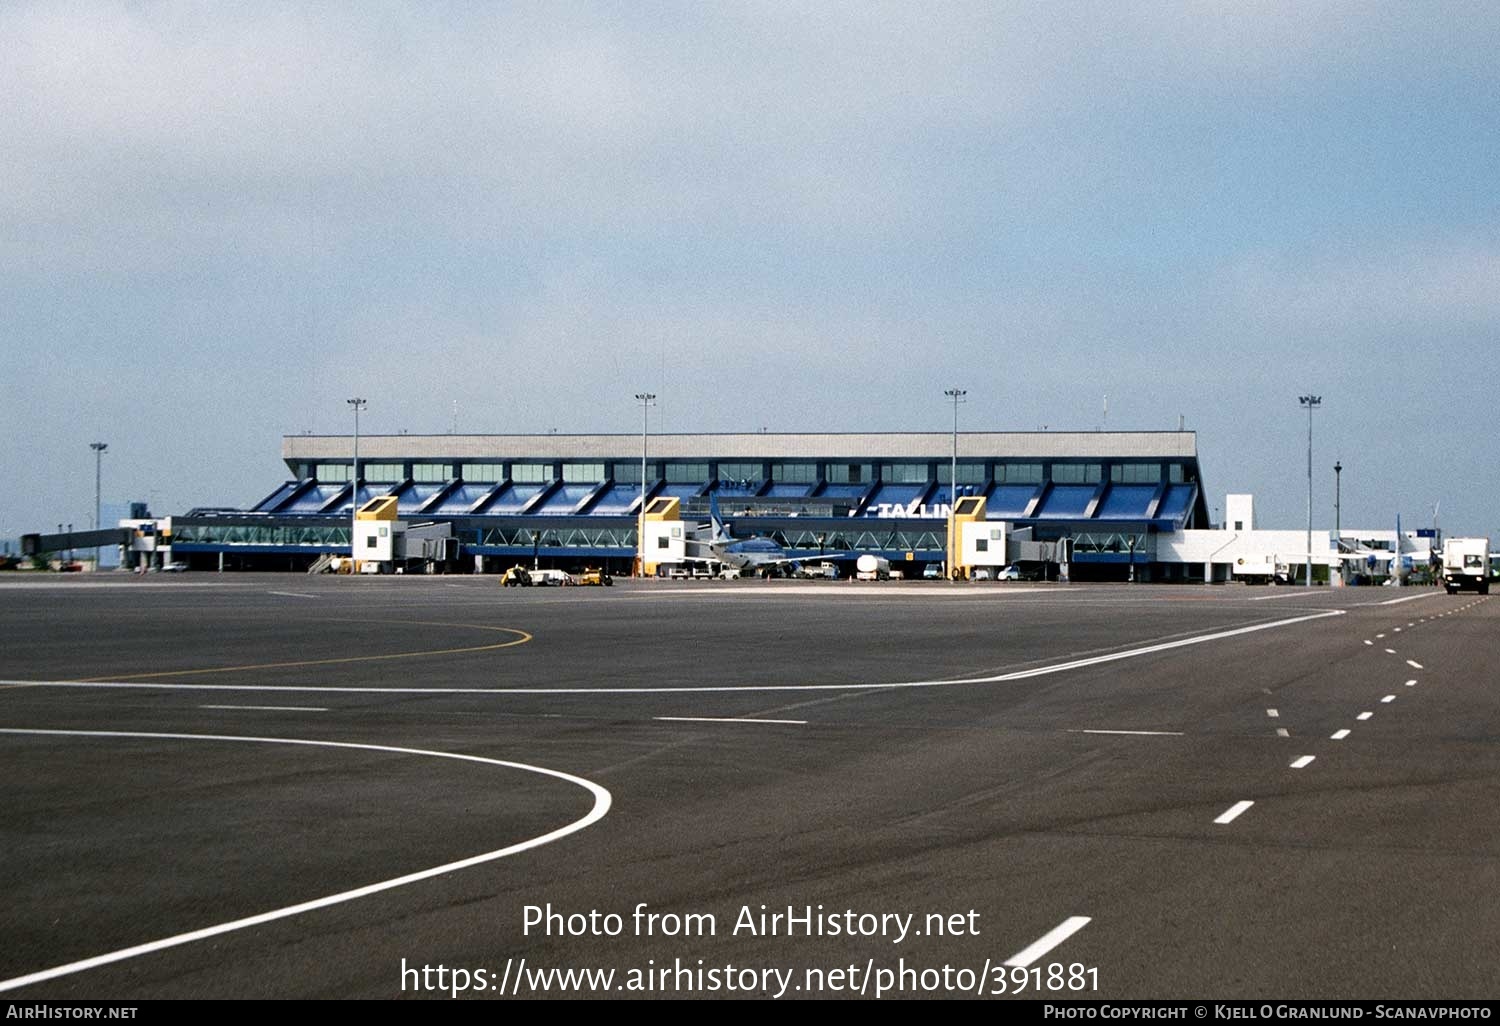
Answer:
282, 430, 1198, 464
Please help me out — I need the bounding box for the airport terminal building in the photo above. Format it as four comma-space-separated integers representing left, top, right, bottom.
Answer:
165, 430, 1211, 579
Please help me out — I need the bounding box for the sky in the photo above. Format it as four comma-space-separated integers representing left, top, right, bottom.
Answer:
3, 1, 1497, 542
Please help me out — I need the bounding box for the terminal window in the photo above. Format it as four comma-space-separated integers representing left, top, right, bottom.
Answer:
511, 464, 551, 484
825, 463, 871, 483
995, 463, 1043, 484
771, 463, 816, 483
881, 463, 929, 483
937, 464, 986, 484
461, 464, 505, 483
1111, 463, 1161, 484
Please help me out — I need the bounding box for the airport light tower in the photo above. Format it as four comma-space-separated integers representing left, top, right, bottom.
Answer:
90, 442, 107, 569
347, 398, 367, 571
1298, 394, 1321, 587
635, 393, 656, 578
945, 388, 967, 580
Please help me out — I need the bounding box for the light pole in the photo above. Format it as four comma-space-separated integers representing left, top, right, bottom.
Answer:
635, 393, 656, 578
944, 388, 967, 580
346, 398, 366, 571
1334, 461, 1342, 540
90, 442, 107, 570
1298, 395, 1322, 587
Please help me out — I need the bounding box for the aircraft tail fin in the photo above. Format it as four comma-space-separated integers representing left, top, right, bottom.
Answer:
709, 494, 730, 542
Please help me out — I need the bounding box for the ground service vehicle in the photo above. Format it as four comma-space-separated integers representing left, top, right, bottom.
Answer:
501, 565, 532, 587
855, 554, 891, 580
577, 567, 613, 586
1442, 537, 1490, 594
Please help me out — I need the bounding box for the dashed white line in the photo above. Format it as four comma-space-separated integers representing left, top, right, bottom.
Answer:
1406, 660, 1424, 670
1382, 695, 1397, 704
1071, 729, 1185, 736
1357, 712, 1373, 721
1276, 728, 1290, 737
1290, 755, 1316, 769
1363, 640, 1374, 646
1405, 679, 1417, 688
1214, 800, 1255, 825
266, 591, 318, 600
1376, 633, 1386, 639
1004, 917, 1092, 968
653, 716, 808, 726
1384, 648, 1397, 655
1331, 729, 1350, 740
1266, 709, 1280, 718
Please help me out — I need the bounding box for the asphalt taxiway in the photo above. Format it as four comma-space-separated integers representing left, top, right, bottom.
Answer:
0, 576, 1495, 999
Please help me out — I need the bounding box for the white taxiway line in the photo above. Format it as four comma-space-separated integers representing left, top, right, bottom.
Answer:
0, 729, 611, 995
1405, 679, 1417, 687
1290, 755, 1316, 769
1331, 729, 1350, 740
1266, 709, 1279, 718
266, 591, 318, 600
1382, 695, 1396, 704
1070, 729, 1184, 737
1406, 660, 1424, 670
1004, 917, 1092, 968
654, 716, 807, 726
1214, 801, 1255, 825
199, 705, 328, 712
0, 610, 1348, 698
1378, 593, 1441, 606
1357, 712, 1373, 721
1276, 728, 1289, 737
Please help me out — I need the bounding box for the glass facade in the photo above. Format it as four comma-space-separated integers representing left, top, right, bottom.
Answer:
881, 463, 929, 483
461, 463, 505, 483
412, 463, 450, 483
665, 463, 708, 484
995, 463, 1043, 484
1111, 463, 1161, 484
613, 462, 649, 484
315, 463, 352, 482
511, 464, 551, 484
824, 463, 871, 483
771, 462, 816, 483
1051, 463, 1101, 485
563, 463, 605, 483
936, 463, 987, 484
717, 462, 762, 483
363, 463, 404, 482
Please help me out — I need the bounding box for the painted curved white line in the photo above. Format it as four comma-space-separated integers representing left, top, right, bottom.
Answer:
0, 729, 611, 994
0, 609, 1346, 697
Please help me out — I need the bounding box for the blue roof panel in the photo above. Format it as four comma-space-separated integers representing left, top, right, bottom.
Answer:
428, 484, 497, 514
1096, 485, 1156, 519
765, 483, 811, 498
282, 484, 349, 513
591, 484, 645, 515
862, 484, 927, 513
1156, 484, 1196, 523
986, 484, 1037, 517
533, 484, 598, 514
396, 484, 445, 513
1034, 485, 1096, 519
253, 482, 302, 512
486, 484, 545, 514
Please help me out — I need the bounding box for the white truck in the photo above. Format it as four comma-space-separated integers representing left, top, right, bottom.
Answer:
855, 554, 891, 581
1442, 537, 1490, 594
